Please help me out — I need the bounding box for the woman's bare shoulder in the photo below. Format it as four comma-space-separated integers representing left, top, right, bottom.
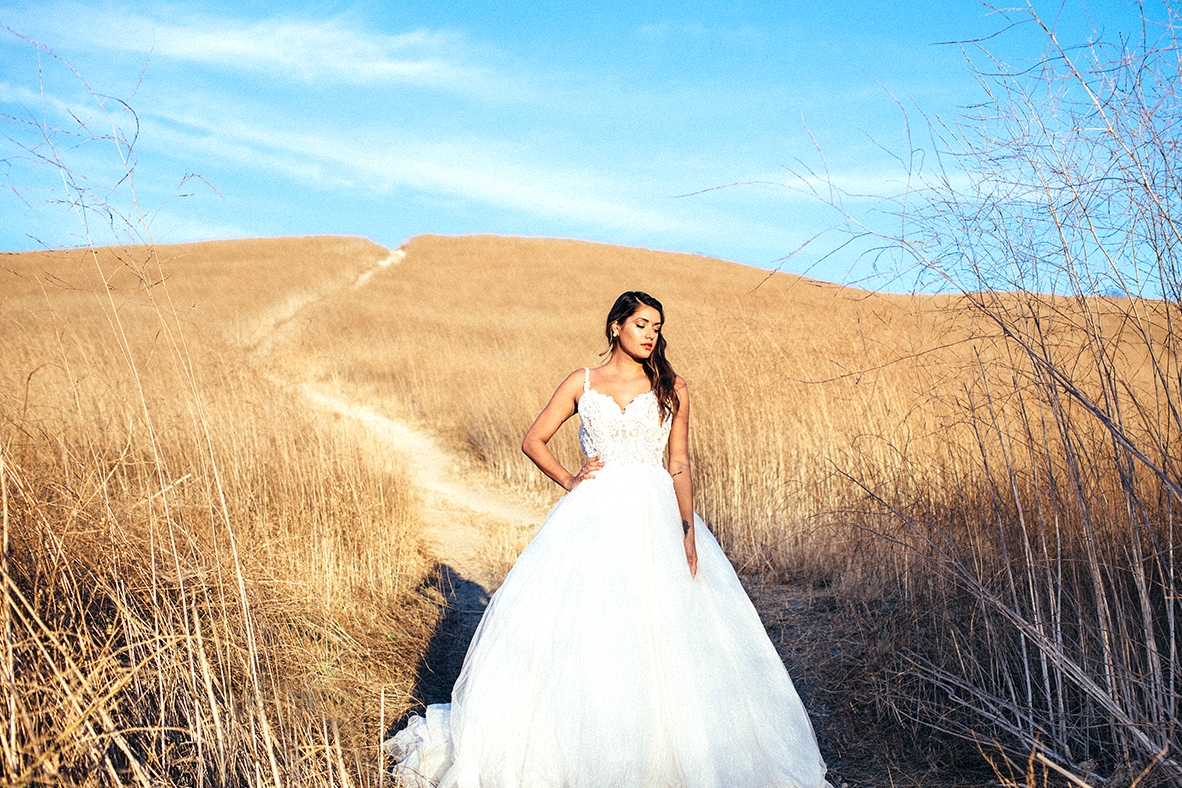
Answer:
553, 368, 587, 398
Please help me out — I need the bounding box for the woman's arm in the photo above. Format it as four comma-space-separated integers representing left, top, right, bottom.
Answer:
667, 376, 697, 577
522, 371, 603, 491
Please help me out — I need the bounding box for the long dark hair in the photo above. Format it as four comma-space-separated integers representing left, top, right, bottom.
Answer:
604, 291, 679, 422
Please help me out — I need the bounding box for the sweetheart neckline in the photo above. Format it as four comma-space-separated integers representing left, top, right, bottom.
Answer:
583, 386, 655, 415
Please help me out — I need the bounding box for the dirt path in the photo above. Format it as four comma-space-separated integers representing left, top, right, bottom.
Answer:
252, 245, 543, 590
254, 248, 547, 709
298, 381, 549, 709
298, 382, 544, 590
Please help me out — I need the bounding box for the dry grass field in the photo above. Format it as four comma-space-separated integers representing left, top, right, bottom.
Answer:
2, 233, 1178, 785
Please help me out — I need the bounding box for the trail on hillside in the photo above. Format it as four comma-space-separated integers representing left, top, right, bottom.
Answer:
250, 246, 541, 585
252, 247, 546, 709
297, 381, 549, 709
297, 382, 543, 590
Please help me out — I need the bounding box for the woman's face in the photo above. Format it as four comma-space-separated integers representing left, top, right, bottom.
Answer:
614, 305, 662, 360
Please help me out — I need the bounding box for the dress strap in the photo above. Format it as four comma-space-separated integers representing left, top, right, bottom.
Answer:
583, 367, 590, 393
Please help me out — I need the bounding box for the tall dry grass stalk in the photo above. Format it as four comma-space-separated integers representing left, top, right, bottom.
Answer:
0, 37, 438, 779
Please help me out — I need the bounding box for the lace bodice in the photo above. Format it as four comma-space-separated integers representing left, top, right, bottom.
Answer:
577, 368, 671, 467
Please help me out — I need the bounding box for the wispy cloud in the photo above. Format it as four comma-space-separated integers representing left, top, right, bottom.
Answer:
142, 207, 250, 246
141, 98, 700, 236
5, 9, 706, 240
9, 3, 492, 92
139, 101, 808, 259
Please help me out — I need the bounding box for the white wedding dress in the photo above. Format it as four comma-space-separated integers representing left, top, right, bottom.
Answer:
387, 370, 831, 787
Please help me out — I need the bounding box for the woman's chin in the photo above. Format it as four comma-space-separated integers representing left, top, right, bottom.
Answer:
623, 347, 653, 361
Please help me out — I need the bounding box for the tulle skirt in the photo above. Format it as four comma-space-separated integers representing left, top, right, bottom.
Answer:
387, 463, 830, 788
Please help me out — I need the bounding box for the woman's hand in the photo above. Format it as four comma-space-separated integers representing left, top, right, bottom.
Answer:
565, 456, 604, 491
683, 523, 698, 578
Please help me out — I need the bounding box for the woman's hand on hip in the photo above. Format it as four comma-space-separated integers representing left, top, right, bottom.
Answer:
565, 456, 603, 491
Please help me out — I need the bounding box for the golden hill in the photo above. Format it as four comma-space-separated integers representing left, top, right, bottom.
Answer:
5, 233, 1155, 573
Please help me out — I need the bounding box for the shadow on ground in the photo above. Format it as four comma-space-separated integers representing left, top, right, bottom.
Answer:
399, 564, 490, 727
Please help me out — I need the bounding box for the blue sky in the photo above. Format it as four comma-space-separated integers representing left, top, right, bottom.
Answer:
0, 1, 1154, 288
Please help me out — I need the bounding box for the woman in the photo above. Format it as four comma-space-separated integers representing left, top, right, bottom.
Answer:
388, 292, 831, 788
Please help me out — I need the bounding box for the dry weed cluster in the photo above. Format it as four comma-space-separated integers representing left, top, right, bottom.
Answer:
821, 8, 1182, 782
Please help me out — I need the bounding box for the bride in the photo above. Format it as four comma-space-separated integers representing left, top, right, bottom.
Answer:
387, 291, 832, 787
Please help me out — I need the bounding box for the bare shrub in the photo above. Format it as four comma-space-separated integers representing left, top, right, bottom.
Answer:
830, 3, 1182, 781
